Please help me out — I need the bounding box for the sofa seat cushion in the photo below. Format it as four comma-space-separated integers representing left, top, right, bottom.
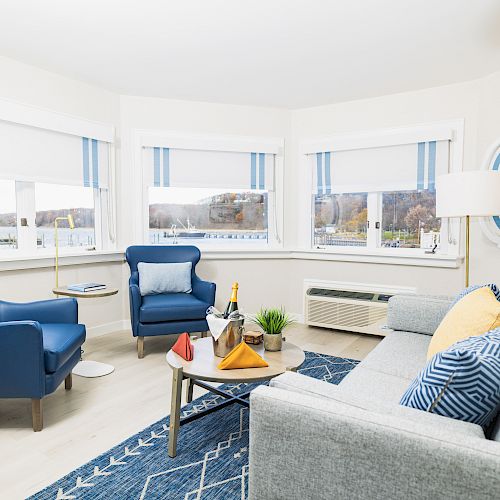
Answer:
338, 366, 412, 405
42, 323, 86, 373
358, 331, 430, 380
139, 293, 210, 323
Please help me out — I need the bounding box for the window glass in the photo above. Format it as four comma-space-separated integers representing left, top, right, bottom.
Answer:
35, 183, 95, 248
149, 187, 268, 246
314, 193, 368, 247
0, 180, 17, 249
381, 191, 440, 249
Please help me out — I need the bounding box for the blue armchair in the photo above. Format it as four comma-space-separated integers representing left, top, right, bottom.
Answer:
0, 298, 86, 431
125, 246, 216, 358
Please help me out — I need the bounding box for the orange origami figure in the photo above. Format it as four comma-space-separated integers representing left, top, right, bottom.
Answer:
217, 342, 269, 369
171, 332, 194, 361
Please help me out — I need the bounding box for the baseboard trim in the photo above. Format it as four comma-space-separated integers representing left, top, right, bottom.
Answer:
86, 320, 130, 338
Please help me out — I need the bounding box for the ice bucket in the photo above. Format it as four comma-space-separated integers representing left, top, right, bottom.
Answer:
212, 318, 245, 358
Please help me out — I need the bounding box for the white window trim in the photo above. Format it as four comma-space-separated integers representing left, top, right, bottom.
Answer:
133, 129, 285, 250
300, 119, 464, 260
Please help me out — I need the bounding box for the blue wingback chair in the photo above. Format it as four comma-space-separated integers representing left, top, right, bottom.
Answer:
125, 246, 216, 358
0, 298, 86, 431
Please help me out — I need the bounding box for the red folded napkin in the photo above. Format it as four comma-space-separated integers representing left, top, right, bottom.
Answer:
172, 332, 194, 361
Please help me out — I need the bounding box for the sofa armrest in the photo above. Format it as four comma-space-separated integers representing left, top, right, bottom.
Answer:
249, 385, 500, 500
192, 275, 216, 306
0, 298, 78, 324
0, 321, 45, 398
387, 294, 453, 335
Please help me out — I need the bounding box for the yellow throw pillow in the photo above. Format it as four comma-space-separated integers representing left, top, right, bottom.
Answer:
427, 287, 500, 359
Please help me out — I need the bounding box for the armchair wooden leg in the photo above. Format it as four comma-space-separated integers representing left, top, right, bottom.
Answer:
65, 373, 72, 390
32, 399, 43, 432
137, 336, 145, 359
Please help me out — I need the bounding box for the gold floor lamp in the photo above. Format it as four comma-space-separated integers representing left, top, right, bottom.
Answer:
436, 171, 500, 287
54, 214, 75, 288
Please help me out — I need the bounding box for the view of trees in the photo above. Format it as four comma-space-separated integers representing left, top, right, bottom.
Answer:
149, 192, 267, 231
0, 208, 94, 228
315, 190, 440, 247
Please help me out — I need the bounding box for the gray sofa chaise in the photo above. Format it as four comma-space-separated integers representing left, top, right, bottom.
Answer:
249, 294, 500, 500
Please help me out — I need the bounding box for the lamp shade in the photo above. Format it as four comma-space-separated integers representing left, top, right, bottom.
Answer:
436, 171, 500, 217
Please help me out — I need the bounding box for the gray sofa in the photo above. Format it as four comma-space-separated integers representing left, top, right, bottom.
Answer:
249, 295, 500, 500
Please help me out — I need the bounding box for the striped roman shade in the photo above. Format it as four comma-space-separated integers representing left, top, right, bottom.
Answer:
0, 119, 109, 188
143, 147, 275, 190
312, 140, 449, 195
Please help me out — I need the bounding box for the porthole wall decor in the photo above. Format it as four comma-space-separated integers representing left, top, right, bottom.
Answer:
479, 142, 500, 247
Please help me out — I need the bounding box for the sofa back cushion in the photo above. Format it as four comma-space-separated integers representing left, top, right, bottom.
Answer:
401, 329, 500, 428
138, 261, 192, 296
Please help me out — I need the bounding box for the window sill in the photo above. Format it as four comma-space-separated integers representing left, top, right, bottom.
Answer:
292, 248, 462, 268
0, 250, 124, 272
0, 246, 462, 271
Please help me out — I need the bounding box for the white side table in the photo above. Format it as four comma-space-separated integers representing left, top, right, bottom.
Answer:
53, 286, 119, 378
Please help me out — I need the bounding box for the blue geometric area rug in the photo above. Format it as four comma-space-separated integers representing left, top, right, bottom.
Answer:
31, 352, 358, 500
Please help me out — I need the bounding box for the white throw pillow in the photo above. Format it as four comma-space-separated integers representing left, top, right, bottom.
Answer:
138, 262, 192, 296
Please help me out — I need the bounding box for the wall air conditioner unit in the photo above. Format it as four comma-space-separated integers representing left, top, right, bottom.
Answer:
304, 280, 416, 337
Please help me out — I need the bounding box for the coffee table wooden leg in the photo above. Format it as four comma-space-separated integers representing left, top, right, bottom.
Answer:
186, 377, 194, 403
168, 366, 183, 458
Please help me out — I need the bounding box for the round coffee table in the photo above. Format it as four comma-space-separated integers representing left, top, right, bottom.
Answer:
166, 337, 305, 457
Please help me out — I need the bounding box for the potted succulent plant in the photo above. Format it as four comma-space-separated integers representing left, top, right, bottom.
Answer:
252, 307, 294, 351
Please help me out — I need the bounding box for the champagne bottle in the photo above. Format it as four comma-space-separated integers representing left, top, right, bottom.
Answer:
223, 282, 239, 318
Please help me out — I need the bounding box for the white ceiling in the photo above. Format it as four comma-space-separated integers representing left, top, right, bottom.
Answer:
0, 0, 499, 109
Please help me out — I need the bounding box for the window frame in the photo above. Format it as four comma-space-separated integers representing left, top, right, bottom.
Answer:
302, 120, 464, 258
137, 130, 285, 251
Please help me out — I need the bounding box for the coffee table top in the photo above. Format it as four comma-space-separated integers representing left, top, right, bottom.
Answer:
166, 337, 305, 383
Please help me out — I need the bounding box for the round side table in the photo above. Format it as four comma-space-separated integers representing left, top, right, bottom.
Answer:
53, 286, 119, 378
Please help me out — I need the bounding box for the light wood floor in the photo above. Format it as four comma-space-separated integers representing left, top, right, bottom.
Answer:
0, 325, 382, 499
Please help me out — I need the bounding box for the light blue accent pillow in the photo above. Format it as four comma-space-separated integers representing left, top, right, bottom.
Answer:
138, 262, 192, 296
400, 329, 500, 428
450, 283, 500, 308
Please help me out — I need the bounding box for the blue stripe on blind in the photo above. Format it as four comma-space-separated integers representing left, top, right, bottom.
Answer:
417, 142, 426, 191
82, 137, 90, 187
316, 153, 323, 195
250, 152, 257, 189
162, 147, 170, 187
258, 153, 265, 189
324, 152, 331, 195
153, 147, 161, 187
427, 141, 436, 192
91, 139, 99, 189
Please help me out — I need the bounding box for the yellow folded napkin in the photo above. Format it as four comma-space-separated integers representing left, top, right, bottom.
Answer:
217, 342, 269, 370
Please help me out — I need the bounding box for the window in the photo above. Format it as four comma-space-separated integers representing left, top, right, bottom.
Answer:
0, 116, 113, 256
314, 193, 367, 247
143, 142, 280, 248
309, 129, 456, 254
149, 187, 268, 246
381, 190, 440, 249
0, 180, 17, 250
35, 183, 95, 249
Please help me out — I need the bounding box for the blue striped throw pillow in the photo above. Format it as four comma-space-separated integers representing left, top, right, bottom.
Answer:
450, 283, 500, 308
400, 329, 500, 427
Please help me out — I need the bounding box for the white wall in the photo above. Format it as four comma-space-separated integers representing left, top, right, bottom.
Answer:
1, 53, 499, 330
